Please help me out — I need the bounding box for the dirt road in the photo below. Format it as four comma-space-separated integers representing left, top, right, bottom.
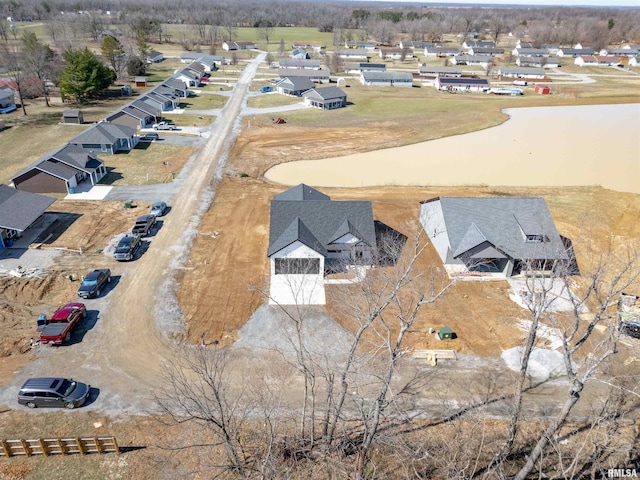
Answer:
0, 53, 267, 413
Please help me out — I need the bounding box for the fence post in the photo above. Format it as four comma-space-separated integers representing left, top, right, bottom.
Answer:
39, 438, 48, 457
0, 440, 10, 458
112, 437, 120, 455
20, 439, 30, 457
94, 438, 102, 455
57, 438, 66, 455
75, 438, 84, 456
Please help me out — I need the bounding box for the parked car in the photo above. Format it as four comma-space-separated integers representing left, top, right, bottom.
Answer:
140, 132, 160, 141
17, 377, 90, 409
113, 235, 141, 261
39, 302, 86, 345
150, 201, 168, 217
77, 269, 111, 299
132, 214, 156, 236
153, 121, 177, 131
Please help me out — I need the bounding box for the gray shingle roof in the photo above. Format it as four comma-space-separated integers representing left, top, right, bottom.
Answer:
268, 185, 376, 257
437, 77, 489, 86
50, 144, 103, 172
163, 78, 188, 91
35, 160, 78, 180
277, 77, 315, 91
435, 197, 568, 261
303, 86, 346, 101
362, 71, 413, 82
0, 184, 55, 231
69, 122, 135, 145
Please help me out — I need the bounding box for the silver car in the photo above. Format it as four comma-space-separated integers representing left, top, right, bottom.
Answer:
17, 377, 91, 409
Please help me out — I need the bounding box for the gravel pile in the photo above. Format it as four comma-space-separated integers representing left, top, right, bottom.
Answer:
235, 304, 354, 359
501, 346, 565, 383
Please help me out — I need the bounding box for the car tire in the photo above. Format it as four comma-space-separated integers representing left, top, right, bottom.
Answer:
65, 332, 71, 343
64, 402, 75, 409
96, 288, 101, 297
26, 402, 36, 409
107, 276, 111, 283
82, 310, 87, 318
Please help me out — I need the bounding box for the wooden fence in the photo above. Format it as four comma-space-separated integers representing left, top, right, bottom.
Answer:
0, 437, 119, 458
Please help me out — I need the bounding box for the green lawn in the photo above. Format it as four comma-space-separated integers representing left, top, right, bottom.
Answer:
246, 93, 302, 109
180, 93, 228, 110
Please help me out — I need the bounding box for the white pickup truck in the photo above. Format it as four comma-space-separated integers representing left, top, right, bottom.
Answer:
153, 121, 177, 131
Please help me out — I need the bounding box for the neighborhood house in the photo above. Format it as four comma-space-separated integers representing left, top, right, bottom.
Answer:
0, 184, 55, 249
267, 184, 377, 305
420, 197, 569, 277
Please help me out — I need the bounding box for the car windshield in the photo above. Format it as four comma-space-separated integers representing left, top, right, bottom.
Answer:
115, 241, 131, 253
56, 379, 76, 397
82, 279, 98, 287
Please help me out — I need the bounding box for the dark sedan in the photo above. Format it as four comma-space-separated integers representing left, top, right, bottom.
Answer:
77, 269, 111, 299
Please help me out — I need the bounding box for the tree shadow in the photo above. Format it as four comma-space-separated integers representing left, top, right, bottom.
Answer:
375, 220, 407, 266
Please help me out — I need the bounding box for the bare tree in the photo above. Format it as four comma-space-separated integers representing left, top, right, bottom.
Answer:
0, 44, 28, 115
21, 31, 56, 107
257, 20, 274, 45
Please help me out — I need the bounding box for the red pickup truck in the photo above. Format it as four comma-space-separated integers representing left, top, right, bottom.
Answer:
40, 303, 86, 345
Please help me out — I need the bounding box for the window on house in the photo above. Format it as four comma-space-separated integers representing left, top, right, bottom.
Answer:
275, 258, 320, 275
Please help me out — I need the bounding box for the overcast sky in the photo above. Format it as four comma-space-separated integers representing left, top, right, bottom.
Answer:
355, 0, 640, 7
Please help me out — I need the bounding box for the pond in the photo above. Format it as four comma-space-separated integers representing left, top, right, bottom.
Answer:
265, 103, 640, 194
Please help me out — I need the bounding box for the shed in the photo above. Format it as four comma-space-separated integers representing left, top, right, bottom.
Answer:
62, 109, 84, 124
534, 85, 551, 95
120, 85, 133, 96
438, 327, 454, 340
134, 77, 147, 87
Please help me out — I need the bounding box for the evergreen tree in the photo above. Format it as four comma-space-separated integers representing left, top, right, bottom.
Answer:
101, 35, 125, 76
59, 47, 116, 103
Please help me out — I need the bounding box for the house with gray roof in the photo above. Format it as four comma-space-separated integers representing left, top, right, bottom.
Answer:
423, 46, 461, 57
450, 55, 493, 67
345, 62, 386, 74
302, 86, 347, 110
146, 91, 178, 111
162, 78, 191, 98
435, 76, 489, 92
420, 197, 569, 277
360, 71, 413, 87
179, 53, 225, 71
278, 67, 330, 84
468, 47, 505, 56
557, 47, 595, 57
276, 77, 315, 96
278, 58, 321, 69
146, 50, 164, 63
0, 184, 55, 248
268, 184, 376, 305
68, 122, 138, 154
345, 41, 377, 50
498, 67, 546, 79
512, 47, 550, 57
336, 48, 369, 60
516, 56, 559, 68
11, 145, 106, 194
173, 68, 202, 88
418, 65, 462, 77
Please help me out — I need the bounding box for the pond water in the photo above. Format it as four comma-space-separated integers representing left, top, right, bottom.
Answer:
265, 103, 640, 194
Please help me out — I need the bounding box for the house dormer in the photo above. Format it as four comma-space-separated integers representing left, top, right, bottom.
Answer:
515, 214, 549, 243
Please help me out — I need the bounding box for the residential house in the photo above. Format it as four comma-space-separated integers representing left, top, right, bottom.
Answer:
379, 48, 413, 60
345, 41, 377, 50
105, 101, 157, 129
222, 41, 255, 51
420, 197, 569, 277
424, 46, 461, 57
68, 122, 138, 154
435, 76, 490, 92
557, 47, 595, 57
399, 41, 435, 50
173, 68, 202, 88
278, 67, 330, 84
0, 184, 55, 249
147, 90, 179, 111
267, 184, 376, 305
302, 86, 347, 109
629, 56, 640, 67
418, 65, 462, 77
344, 62, 386, 74
575, 55, 623, 67
61, 109, 84, 124
511, 47, 549, 57
292, 41, 324, 54
179, 53, 225, 71
291, 47, 309, 59
450, 55, 493, 68
11, 145, 107, 194
515, 40, 534, 48
276, 77, 315, 96
516, 56, 559, 68
146, 50, 164, 63
278, 58, 321, 69
468, 47, 505, 56
462, 40, 496, 49
162, 78, 191, 98
336, 49, 369, 60
497, 67, 545, 79
360, 71, 413, 87
540, 44, 560, 55
599, 47, 639, 57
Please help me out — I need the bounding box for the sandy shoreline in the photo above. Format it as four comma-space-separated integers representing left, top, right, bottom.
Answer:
265, 103, 640, 194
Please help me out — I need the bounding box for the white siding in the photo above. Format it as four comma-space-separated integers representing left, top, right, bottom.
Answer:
269, 241, 326, 305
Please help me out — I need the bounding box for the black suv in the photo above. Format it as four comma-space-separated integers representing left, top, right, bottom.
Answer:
17, 377, 90, 409
113, 235, 141, 261
77, 269, 111, 299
